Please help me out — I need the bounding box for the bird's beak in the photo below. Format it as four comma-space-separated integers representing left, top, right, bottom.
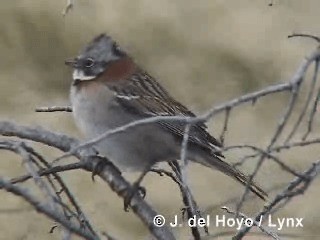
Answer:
65, 58, 78, 68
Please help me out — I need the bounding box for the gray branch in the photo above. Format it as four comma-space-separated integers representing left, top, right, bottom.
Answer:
0, 121, 175, 240
0, 178, 98, 240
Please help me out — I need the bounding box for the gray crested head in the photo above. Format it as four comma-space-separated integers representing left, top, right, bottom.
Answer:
65, 34, 126, 81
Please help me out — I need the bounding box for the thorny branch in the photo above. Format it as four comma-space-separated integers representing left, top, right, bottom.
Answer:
233, 160, 320, 240
1, 41, 320, 239
0, 121, 175, 240
0, 140, 97, 236
221, 206, 280, 240
0, 178, 98, 240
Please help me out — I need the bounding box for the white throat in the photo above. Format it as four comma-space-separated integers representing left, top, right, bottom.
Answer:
72, 69, 96, 81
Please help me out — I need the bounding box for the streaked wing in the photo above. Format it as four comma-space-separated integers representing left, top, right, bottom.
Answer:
107, 70, 223, 156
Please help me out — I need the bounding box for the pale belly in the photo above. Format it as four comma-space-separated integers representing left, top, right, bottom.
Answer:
70, 84, 178, 172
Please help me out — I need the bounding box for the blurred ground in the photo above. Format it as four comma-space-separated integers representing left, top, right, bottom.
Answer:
0, 0, 320, 239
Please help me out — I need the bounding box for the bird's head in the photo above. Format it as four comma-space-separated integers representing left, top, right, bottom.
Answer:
65, 34, 126, 81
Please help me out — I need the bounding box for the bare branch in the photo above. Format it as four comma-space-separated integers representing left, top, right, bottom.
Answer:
223, 144, 302, 177
234, 46, 320, 216
10, 162, 84, 184
0, 121, 175, 240
169, 161, 205, 239
62, 0, 74, 17
221, 206, 280, 240
233, 160, 320, 239
285, 60, 319, 143
303, 86, 320, 140
204, 183, 286, 215
0, 178, 98, 240
1, 139, 98, 236
36, 106, 72, 112
219, 107, 231, 145
288, 33, 320, 43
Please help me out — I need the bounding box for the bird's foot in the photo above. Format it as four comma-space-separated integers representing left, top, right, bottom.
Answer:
91, 155, 121, 181
123, 182, 146, 212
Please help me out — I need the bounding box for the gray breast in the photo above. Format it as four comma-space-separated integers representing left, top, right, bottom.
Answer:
70, 82, 129, 136
70, 82, 179, 172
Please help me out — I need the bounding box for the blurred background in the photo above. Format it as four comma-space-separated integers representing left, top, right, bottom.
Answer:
0, 0, 320, 239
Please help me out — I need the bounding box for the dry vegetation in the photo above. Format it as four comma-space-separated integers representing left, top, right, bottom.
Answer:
0, 1, 320, 239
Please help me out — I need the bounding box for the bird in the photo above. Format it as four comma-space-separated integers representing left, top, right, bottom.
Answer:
65, 33, 267, 207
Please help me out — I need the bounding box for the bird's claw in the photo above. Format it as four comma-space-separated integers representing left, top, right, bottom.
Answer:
91, 156, 121, 181
123, 183, 146, 211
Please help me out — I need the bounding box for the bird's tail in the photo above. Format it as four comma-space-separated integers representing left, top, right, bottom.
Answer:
196, 154, 268, 201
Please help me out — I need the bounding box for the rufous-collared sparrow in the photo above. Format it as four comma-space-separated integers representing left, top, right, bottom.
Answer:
65, 34, 267, 201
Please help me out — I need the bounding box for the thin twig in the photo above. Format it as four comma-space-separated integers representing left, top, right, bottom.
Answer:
285, 60, 319, 143
219, 107, 231, 145
303, 84, 320, 140
36, 106, 72, 112
204, 183, 286, 215
150, 168, 182, 186
235, 62, 305, 216
0, 121, 175, 240
1, 140, 97, 236
233, 160, 320, 239
0, 178, 98, 240
62, 0, 74, 17
10, 162, 84, 184
288, 33, 320, 43
221, 206, 280, 240
223, 144, 302, 177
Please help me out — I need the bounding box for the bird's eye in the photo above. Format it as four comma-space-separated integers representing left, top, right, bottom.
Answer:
84, 58, 95, 68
